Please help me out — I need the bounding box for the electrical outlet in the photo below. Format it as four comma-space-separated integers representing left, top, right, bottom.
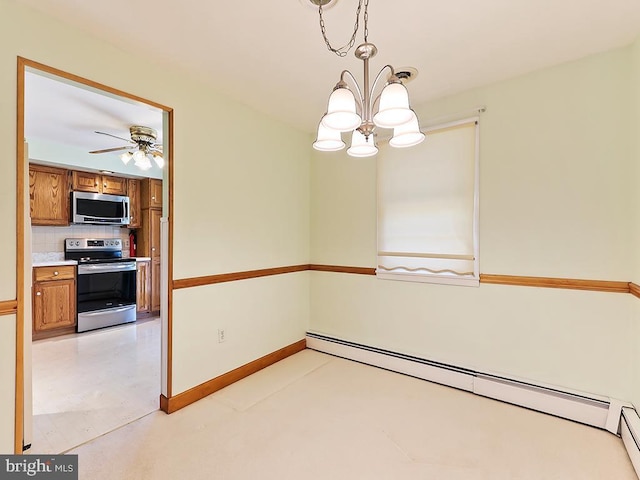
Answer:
218, 328, 226, 343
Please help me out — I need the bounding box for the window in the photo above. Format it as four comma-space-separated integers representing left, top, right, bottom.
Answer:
377, 117, 479, 286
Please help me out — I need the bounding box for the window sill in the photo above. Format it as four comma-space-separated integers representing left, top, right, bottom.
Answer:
376, 271, 480, 287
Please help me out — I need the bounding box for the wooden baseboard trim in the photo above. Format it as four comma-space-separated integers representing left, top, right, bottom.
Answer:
0, 300, 17, 316
309, 264, 376, 275
173, 265, 309, 290
480, 274, 630, 293
160, 339, 307, 414
630, 283, 640, 299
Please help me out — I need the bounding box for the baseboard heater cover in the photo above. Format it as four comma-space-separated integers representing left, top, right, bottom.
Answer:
622, 408, 640, 478
306, 332, 622, 433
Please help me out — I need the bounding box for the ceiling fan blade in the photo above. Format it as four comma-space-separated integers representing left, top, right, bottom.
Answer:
89, 146, 131, 154
94, 131, 136, 144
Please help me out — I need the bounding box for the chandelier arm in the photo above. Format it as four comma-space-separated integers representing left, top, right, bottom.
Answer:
340, 69, 365, 115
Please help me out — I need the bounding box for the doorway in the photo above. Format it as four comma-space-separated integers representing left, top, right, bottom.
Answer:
16, 58, 173, 453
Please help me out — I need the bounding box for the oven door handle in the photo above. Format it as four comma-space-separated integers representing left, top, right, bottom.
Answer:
80, 306, 136, 316
78, 263, 137, 274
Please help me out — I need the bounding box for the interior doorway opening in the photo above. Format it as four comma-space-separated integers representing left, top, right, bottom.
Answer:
16, 58, 173, 453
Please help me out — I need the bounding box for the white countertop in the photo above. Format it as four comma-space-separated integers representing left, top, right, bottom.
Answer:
32, 251, 150, 267
32, 259, 78, 267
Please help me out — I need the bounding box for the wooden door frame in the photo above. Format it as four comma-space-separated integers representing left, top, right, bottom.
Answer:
15, 57, 175, 453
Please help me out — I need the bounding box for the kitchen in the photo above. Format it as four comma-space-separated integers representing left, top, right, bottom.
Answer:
25, 68, 166, 453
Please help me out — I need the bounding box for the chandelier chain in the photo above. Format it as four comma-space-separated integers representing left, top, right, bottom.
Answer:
319, 0, 369, 57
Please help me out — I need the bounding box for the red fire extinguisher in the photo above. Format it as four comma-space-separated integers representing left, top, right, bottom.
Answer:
129, 231, 137, 257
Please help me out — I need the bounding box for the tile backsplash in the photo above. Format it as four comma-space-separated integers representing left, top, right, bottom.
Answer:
32, 225, 131, 256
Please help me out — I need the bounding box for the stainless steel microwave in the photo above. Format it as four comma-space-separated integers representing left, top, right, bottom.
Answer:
71, 191, 130, 225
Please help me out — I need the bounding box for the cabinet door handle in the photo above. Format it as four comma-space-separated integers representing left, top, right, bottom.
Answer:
95, 182, 98, 186
152, 196, 156, 200
54, 271, 59, 276
104, 183, 107, 188
36, 292, 41, 296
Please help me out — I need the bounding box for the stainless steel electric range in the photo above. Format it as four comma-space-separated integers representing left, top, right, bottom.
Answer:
65, 238, 137, 333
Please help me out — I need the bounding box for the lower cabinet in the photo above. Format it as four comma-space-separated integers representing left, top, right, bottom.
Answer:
136, 259, 151, 315
32, 265, 76, 340
151, 258, 161, 313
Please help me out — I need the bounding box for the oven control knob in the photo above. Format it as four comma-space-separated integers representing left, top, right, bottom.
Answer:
75, 241, 80, 246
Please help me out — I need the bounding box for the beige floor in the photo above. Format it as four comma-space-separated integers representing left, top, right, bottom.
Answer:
30, 318, 161, 454
64, 349, 636, 479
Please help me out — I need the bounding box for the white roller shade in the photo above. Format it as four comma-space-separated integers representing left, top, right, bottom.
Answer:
377, 118, 479, 286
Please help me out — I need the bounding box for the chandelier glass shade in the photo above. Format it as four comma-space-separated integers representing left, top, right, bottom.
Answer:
322, 87, 362, 132
388, 112, 425, 148
311, 0, 425, 157
347, 129, 378, 157
313, 122, 346, 151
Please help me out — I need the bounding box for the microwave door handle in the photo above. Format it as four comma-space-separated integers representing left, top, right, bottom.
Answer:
123, 199, 128, 219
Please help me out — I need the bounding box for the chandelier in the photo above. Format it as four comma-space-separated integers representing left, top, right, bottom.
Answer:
312, 0, 425, 157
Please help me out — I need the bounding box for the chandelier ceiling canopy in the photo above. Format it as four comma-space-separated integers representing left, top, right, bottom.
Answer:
311, 0, 425, 157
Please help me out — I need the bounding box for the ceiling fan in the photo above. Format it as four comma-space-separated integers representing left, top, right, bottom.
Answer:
90, 125, 164, 170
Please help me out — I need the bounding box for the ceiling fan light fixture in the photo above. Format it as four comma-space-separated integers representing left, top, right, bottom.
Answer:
133, 149, 152, 170
152, 152, 164, 168
120, 151, 133, 165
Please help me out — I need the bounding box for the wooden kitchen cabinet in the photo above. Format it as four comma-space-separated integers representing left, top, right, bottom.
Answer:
72, 171, 128, 195
136, 260, 151, 315
138, 181, 162, 315
32, 265, 76, 340
141, 178, 162, 209
151, 258, 161, 313
127, 178, 141, 228
29, 164, 70, 226
139, 208, 162, 259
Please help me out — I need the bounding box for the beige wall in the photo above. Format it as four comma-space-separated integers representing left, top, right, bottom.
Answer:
0, 317, 16, 453
0, 0, 310, 452
310, 46, 638, 400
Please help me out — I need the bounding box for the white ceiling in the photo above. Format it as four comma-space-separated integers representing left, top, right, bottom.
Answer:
16, 0, 640, 136
25, 71, 163, 153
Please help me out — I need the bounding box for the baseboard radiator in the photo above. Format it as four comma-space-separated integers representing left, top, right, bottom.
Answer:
306, 332, 639, 477
622, 407, 640, 476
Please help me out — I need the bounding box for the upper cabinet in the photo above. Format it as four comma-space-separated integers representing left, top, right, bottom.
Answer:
141, 178, 162, 209
29, 165, 70, 226
29, 163, 153, 229
127, 178, 141, 229
72, 171, 127, 195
